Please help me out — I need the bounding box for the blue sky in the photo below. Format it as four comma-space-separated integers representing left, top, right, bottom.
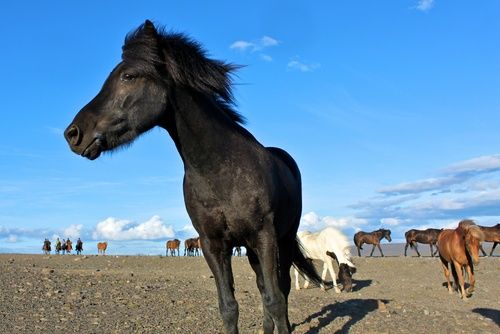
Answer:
1, 0, 500, 254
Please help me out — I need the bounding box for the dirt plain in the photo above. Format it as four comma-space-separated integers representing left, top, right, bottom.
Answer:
0, 244, 498, 333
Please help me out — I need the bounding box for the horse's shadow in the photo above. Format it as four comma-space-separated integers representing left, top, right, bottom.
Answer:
472, 308, 500, 326
316, 279, 372, 292
293, 298, 390, 334
351, 279, 372, 292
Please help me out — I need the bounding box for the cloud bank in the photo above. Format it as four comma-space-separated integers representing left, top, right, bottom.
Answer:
351, 154, 500, 224
92, 215, 174, 241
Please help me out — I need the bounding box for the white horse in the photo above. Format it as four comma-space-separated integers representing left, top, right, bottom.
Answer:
295, 227, 356, 293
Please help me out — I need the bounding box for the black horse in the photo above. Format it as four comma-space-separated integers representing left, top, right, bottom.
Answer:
75, 239, 83, 255
64, 20, 321, 334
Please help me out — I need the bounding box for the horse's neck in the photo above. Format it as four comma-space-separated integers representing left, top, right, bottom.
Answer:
163, 88, 249, 171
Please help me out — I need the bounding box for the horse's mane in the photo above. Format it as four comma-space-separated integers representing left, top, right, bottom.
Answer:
122, 20, 245, 125
458, 220, 485, 242
319, 227, 355, 267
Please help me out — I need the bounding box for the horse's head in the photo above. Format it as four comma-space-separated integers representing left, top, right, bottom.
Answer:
64, 20, 168, 160
382, 229, 392, 242
459, 220, 485, 265
65, 20, 240, 161
338, 263, 356, 292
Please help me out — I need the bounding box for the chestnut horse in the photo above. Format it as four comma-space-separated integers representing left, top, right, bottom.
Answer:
478, 224, 500, 256
353, 229, 392, 257
404, 228, 442, 257
97, 242, 108, 255
437, 220, 485, 299
166, 239, 181, 256
184, 237, 200, 256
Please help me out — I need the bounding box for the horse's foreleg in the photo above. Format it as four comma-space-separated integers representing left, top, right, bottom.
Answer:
377, 244, 384, 257
452, 262, 467, 299
429, 244, 434, 257
201, 237, 239, 334
465, 264, 475, 296
404, 243, 409, 256
293, 267, 301, 290
490, 242, 498, 256
357, 244, 361, 257
440, 258, 453, 294
433, 244, 439, 257
326, 259, 341, 293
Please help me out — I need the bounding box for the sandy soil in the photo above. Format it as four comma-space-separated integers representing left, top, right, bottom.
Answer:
0, 247, 498, 333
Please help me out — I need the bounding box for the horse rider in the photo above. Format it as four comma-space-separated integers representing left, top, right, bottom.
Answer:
55, 238, 61, 254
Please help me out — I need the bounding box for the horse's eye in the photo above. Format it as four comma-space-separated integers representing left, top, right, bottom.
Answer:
121, 73, 137, 82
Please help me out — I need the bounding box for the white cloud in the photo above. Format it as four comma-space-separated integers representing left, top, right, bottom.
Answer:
260, 36, 279, 47
378, 176, 459, 195
300, 211, 367, 231
380, 218, 402, 226
92, 215, 175, 241
416, 0, 435, 12
229, 36, 280, 54
444, 154, 500, 175
6, 234, 18, 243
378, 154, 500, 196
230, 40, 255, 52
287, 59, 320, 72
260, 54, 273, 62
63, 224, 84, 239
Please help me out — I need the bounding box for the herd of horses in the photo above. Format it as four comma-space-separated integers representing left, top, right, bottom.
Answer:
61, 20, 499, 333
165, 237, 201, 256
42, 238, 83, 255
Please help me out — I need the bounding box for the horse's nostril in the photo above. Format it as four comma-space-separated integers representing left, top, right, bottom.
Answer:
65, 125, 81, 146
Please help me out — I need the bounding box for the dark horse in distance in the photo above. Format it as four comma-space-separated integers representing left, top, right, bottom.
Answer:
64, 20, 321, 334
353, 229, 392, 257
404, 228, 442, 257
478, 224, 500, 256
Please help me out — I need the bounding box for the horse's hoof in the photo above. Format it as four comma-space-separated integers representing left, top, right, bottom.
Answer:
295, 287, 300, 291
257, 328, 265, 334
334, 287, 341, 293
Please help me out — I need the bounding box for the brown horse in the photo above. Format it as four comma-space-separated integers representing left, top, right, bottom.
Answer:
184, 237, 200, 256
404, 228, 443, 257
62, 239, 73, 254
353, 229, 392, 257
438, 220, 485, 299
478, 224, 500, 256
97, 242, 108, 255
166, 239, 181, 256
42, 239, 51, 255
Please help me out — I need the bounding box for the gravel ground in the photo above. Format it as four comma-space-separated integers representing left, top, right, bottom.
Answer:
0, 250, 498, 333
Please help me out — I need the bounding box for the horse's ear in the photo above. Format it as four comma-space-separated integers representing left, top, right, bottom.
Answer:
143, 20, 158, 37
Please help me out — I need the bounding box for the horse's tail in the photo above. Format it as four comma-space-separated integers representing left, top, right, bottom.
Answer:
353, 234, 362, 250
292, 238, 323, 287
